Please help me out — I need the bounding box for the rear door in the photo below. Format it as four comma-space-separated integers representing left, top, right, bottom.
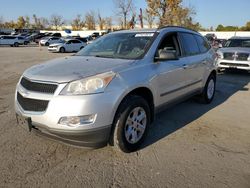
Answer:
71, 40, 82, 51
178, 32, 205, 91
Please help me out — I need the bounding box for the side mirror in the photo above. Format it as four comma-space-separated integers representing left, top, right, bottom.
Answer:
155, 50, 178, 61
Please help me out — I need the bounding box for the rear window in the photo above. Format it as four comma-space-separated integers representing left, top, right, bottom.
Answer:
179, 33, 200, 56
194, 35, 210, 53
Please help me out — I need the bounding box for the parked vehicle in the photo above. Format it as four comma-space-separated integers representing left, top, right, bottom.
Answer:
15, 27, 216, 152
34, 33, 46, 43
48, 39, 86, 53
39, 37, 62, 46
17, 36, 30, 45
74, 36, 93, 44
0, 35, 19, 47
216, 37, 250, 72
51, 33, 62, 37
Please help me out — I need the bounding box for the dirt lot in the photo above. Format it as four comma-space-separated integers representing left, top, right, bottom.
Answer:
0, 46, 250, 188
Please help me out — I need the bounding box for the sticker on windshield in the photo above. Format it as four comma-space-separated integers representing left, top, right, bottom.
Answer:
135, 33, 154, 37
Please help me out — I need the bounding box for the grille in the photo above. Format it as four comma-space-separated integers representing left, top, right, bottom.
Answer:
17, 92, 49, 112
236, 53, 249, 61
223, 52, 234, 60
220, 62, 249, 67
20, 77, 57, 94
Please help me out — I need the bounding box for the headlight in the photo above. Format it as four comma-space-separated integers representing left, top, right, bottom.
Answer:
216, 51, 223, 59
60, 71, 115, 95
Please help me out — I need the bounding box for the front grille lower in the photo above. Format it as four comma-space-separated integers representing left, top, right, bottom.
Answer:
220, 62, 249, 67
20, 77, 58, 94
17, 92, 49, 112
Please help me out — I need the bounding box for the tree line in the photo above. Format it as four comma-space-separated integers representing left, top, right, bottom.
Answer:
2, 0, 245, 32
215, 22, 250, 31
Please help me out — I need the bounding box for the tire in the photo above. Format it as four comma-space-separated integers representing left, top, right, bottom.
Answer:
45, 42, 49, 46
199, 74, 216, 104
13, 42, 19, 47
110, 95, 151, 153
24, 41, 28, 45
59, 47, 65, 53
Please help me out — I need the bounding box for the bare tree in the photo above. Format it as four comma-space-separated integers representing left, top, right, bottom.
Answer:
97, 12, 106, 30
113, 0, 134, 29
143, 9, 155, 28
85, 11, 96, 30
24, 16, 31, 29
16, 16, 26, 29
50, 14, 64, 30
105, 17, 112, 29
0, 16, 4, 27
32, 14, 49, 29
71, 14, 85, 30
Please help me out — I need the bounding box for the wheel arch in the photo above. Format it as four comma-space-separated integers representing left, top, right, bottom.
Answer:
113, 87, 155, 125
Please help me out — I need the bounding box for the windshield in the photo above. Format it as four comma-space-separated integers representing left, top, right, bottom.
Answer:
75, 32, 156, 59
224, 39, 250, 48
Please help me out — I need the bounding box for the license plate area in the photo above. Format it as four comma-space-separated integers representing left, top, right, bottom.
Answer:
229, 66, 237, 69
16, 114, 32, 132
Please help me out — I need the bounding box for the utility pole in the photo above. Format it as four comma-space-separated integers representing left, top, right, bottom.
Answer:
139, 8, 143, 28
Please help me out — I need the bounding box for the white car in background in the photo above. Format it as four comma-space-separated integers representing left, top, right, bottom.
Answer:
48, 39, 86, 53
40, 37, 62, 46
0, 35, 19, 47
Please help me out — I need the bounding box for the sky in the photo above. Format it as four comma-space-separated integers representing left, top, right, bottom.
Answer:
0, 0, 250, 28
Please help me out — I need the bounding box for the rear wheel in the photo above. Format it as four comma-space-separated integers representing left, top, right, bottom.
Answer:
59, 47, 65, 53
110, 95, 150, 153
199, 74, 216, 104
13, 42, 19, 47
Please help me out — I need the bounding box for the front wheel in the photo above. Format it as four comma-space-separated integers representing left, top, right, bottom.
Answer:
59, 47, 65, 53
199, 74, 216, 104
110, 95, 151, 153
13, 42, 19, 47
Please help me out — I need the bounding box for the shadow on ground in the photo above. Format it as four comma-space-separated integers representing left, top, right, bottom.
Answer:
141, 70, 250, 150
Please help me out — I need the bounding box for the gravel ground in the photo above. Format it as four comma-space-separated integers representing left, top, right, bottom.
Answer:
0, 46, 250, 188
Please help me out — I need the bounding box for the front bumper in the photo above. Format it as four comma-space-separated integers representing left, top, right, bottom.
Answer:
216, 59, 250, 70
15, 80, 123, 147
48, 47, 59, 52
16, 114, 111, 147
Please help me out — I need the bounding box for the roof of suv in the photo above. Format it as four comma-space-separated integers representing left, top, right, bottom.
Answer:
113, 26, 200, 35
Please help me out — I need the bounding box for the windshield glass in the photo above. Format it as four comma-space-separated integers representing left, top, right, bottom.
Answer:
75, 32, 156, 59
224, 39, 250, 48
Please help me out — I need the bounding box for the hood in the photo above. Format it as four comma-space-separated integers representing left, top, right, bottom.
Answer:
23, 56, 135, 83
218, 47, 250, 54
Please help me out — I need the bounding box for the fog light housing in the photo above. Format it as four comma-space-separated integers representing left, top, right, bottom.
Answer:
58, 114, 96, 127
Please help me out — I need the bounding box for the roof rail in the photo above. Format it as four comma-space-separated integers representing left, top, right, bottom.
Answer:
157, 25, 199, 33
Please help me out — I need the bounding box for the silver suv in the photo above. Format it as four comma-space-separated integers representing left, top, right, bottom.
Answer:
15, 27, 217, 152
216, 37, 250, 72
